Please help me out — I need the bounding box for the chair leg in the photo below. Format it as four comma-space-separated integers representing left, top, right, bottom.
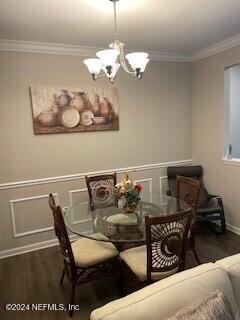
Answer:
59, 268, 65, 286
193, 248, 200, 265
220, 210, 227, 234
217, 197, 227, 234
69, 284, 76, 317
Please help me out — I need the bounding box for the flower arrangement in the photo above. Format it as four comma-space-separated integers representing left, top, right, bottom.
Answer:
115, 173, 143, 213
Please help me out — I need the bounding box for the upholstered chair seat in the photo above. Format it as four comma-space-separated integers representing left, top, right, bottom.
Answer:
71, 235, 118, 268
119, 211, 193, 294
120, 245, 178, 281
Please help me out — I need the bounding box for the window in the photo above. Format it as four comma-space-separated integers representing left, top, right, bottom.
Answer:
224, 64, 240, 160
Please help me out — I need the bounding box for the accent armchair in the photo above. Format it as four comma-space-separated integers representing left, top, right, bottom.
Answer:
167, 165, 226, 234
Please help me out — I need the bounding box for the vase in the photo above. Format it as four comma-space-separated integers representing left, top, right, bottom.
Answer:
124, 205, 136, 213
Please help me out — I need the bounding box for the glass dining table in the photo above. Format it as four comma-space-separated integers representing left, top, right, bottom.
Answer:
64, 193, 189, 244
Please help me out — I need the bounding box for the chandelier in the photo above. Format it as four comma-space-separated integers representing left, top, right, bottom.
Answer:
83, 0, 149, 83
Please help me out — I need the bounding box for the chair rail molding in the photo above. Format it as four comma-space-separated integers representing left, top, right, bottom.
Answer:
9, 193, 59, 238
0, 159, 193, 191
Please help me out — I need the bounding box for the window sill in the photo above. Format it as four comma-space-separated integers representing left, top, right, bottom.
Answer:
222, 158, 240, 166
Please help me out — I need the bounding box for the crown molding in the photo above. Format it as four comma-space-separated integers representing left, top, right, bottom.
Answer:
148, 50, 191, 62
0, 39, 103, 57
1, 33, 240, 63
192, 33, 240, 61
0, 39, 191, 62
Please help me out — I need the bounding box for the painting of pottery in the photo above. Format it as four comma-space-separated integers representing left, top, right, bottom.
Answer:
30, 86, 119, 134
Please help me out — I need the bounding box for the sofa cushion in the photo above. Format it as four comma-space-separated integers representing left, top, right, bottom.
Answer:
166, 290, 234, 320
90, 263, 239, 320
216, 254, 240, 308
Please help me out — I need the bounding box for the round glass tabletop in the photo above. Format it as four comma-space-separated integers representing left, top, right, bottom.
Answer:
64, 193, 189, 243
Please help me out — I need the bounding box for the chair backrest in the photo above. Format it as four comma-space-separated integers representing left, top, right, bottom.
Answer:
145, 209, 193, 282
49, 193, 56, 211
85, 173, 117, 210
48, 194, 77, 277
167, 166, 203, 197
176, 176, 201, 211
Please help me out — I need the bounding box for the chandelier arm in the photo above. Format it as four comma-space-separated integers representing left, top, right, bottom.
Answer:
118, 45, 136, 75
94, 71, 107, 80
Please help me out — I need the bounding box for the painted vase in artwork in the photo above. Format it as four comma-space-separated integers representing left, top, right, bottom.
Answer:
57, 90, 71, 107
70, 92, 85, 112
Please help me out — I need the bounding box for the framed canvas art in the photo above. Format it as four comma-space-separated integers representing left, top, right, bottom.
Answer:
30, 86, 119, 134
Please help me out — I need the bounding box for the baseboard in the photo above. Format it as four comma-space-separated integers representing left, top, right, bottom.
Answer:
0, 234, 79, 259
226, 223, 240, 235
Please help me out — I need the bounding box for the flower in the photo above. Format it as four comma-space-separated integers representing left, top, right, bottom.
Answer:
115, 182, 123, 188
125, 179, 132, 186
134, 183, 143, 192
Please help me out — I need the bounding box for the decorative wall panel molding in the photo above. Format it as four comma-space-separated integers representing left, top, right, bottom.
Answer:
0, 159, 193, 190
68, 188, 88, 207
68, 188, 92, 225
9, 193, 59, 238
134, 178, 153, 202
159, 176, 169, 203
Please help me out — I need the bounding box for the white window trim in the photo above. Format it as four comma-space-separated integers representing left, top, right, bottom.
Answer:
222, 158, 240, 165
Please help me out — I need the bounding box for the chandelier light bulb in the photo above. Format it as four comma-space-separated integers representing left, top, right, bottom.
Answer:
83, 58, 102, 79
125, 52, 149, 72
96, 49, 120, 67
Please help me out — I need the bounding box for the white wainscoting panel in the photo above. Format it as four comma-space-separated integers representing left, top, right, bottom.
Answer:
9, 193, 59, 238
68, 188, 91, 225
68, 188, 87, 207
1, 159, 194, 258
134, 178, 153, 202
159, 176, 169, 204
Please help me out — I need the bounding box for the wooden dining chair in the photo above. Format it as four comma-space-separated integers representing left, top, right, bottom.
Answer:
176, 176, 201, 264
85, 173, 117, 210
48, 194, 119, 317
119, 208, 193, 293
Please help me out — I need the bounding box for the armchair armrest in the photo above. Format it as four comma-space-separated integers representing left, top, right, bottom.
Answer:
207, 194, 224, 209
207, 194, 221, 200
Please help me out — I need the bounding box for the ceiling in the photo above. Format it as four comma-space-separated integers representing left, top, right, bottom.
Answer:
1, 0, 240, 54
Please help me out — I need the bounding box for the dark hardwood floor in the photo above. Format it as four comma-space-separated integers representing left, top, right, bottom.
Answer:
0, 225, 240, 320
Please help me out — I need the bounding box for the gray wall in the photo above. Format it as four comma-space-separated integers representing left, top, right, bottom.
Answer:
0, 51, 192, 254
192, 45, 240, 230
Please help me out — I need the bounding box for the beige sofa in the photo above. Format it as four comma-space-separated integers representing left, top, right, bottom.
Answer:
91, 254, 240, 320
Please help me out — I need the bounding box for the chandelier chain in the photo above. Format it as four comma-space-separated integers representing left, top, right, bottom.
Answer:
113, 0, 119, 40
